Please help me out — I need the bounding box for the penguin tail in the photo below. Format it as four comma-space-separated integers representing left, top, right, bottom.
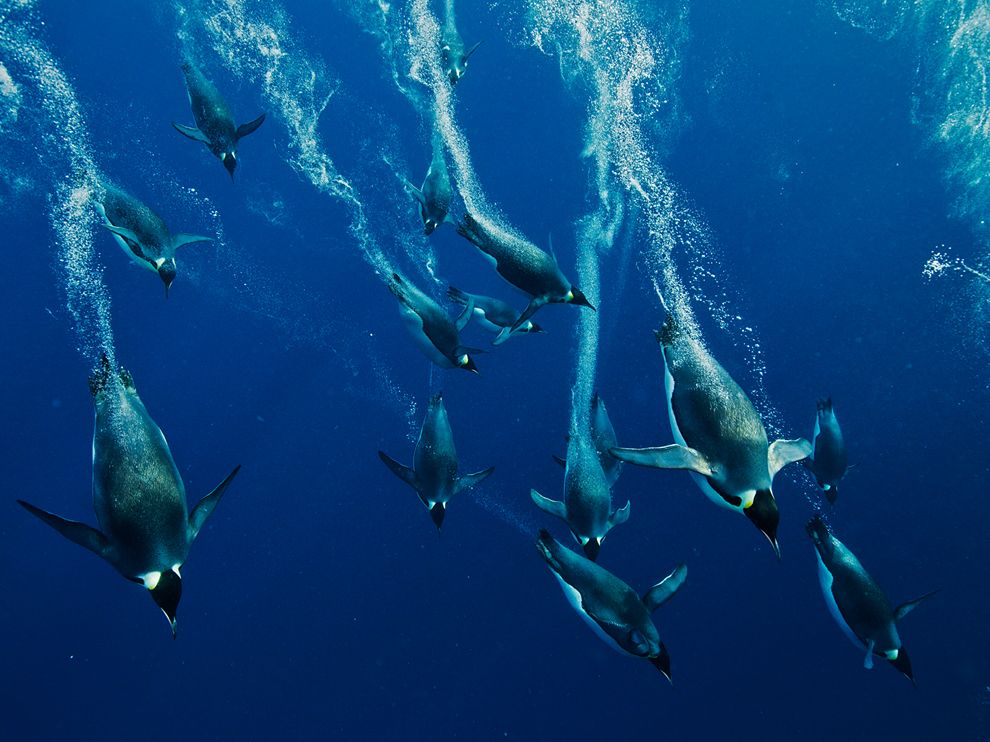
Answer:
88, 353, 113, 397
656, 313, 681, 346
817, 397, 833, 412
455, 212, 483, 246
805, 514, 830, 543
446, 285, 469, 306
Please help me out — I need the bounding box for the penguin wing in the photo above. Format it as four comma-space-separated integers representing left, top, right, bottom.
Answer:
188, 465, 241, 542
768, 438, 812, 477
172, 233, 213, 251
379, 450, 418, 490
607, 501, 631, 530
454, 466, 495, 495
172, 122, 211, 144
609, 444, 714, 476
103, 224, 151, 264
894, 591, 938, 622
641, 564, 687, 612
17, 500, 110, 558
530, 489, 567, 521
235, 113, 266, 140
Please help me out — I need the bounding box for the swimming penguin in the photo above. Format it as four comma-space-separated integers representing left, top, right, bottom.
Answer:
17, 356, 240, 637
531, 428, 630, 561
536, 529, 686, 681
554, 393, 623, 486
806, 516, 935, 683
446, 286, 546, 345
440, 2, 481, 85
388, 272, 480, 373
96, 183, 211, 297
805, 398, 849, 504
404, 145, 454, 235
610, 314, 811, 556
172, 61, 265, 179
456, 213, 594, 330
378, 392, 494, 531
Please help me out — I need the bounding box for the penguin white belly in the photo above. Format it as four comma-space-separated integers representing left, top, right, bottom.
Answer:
815, 551, 865, 653
474, 309, 501, 333
552, 572, 626, 656
665, 362, 740, 512
399, 307, 452, 368
811, 417, 821, 460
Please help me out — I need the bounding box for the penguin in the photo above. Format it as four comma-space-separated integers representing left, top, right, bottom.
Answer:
456, 213, 594, 330
610, 314, 811, 556
536, 529, 686, 682
446, 286, 545, 345
172, 60, 265, 179
553, 393, 623, 487
388, 272, 480, 373
17, 356, 240, 637
440, 4, 481, 85
378, 392, 494, 531
96, 183, 211, 297
531, 428, 630, 561
806, 516, 935, 683
805, 398, 849, 504
404, 145, 454, 235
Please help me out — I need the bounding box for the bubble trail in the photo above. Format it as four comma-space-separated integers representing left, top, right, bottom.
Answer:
0, 1, 118, 374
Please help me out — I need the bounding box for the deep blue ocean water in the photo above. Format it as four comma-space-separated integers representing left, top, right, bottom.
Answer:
1, 0, 988, 740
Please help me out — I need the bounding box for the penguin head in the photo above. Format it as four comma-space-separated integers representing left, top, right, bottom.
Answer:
423, 218, 439, 236
456, 353, 480, 374
144, 567, 182, 639
580, 536, 602, 561
744, 488, 781, 558
520, 320, 545, 334
887, 647, 915, 684
429, 502, 446, 531
648, 642, 673, 683
564, 287, 596, 310
221, 150, 238, 179
156, 258, 177, 298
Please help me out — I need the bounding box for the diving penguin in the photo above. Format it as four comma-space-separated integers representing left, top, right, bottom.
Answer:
378, 392, 494, 530
96, 183, 211, 297
404, 145, 454, 235
440, 1, 482, 85
456, 213, 594, 330
446, 286, 545, 345
17, 356, 240, 637
173, 61, 266, 179
610, 314, 811, 556
553, 393, 623, 487
388, 272, 480, 373
806, 516, 935, 683
805, 398, 849, 504
536, 529, 686, 682
532, 426, 630, 561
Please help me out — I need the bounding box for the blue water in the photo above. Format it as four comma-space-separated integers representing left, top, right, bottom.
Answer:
2, 0, 988, 739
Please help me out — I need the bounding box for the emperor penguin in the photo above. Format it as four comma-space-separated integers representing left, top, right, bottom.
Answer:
96, 183, 211, 297
456, 213, 594, 331
440, 2, 482, 85
805, 398, 849, 504
610, 314, 811, 557
553, 393, 623, 487
388, 272, 480, 373
531, 427, 630, 561
446, 286, 545, 345
806, 516, 935, 683
378, 392, 494, 531
536, 529, 686, 682
404, 145, 454, 235
17, 356, 240, 637
172, 61, 266, 179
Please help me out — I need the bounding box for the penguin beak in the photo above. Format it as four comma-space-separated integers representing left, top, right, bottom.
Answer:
581, 537, 602, 561
429, 502, 446, 531
567, 288, 596, 310
149, 569, 182, 639
745, 489, 781, 560
158, 263, 177, 299
648, 642, 672, 683
888, 647, 915, 685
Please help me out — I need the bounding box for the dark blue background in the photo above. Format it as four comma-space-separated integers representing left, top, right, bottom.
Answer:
2, 1, 986, 740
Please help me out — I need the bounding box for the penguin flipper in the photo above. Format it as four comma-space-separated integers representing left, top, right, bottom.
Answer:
455, 297, 475, 332
609, 444, 713, 476
463, 40, 483, 61
188, 465, 241, 541
768, 438, 812, 476
864, 640, 875, 669
103, 224, 149, 262
607, 500, 631, 529
509, 298, 545, 332
378, 450, 417, 489
454, 466, 494, 495
491, 327, 513, 346
403, 179, 427, 206
235, 112, 266, 140
551, 454, 566, 468
17, 500, 109, 557
530, 489, 567, 520
172, 233, 213, 251
893, 590, 938, 622
172, 122, 211, 143
642, 564, 687, 612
